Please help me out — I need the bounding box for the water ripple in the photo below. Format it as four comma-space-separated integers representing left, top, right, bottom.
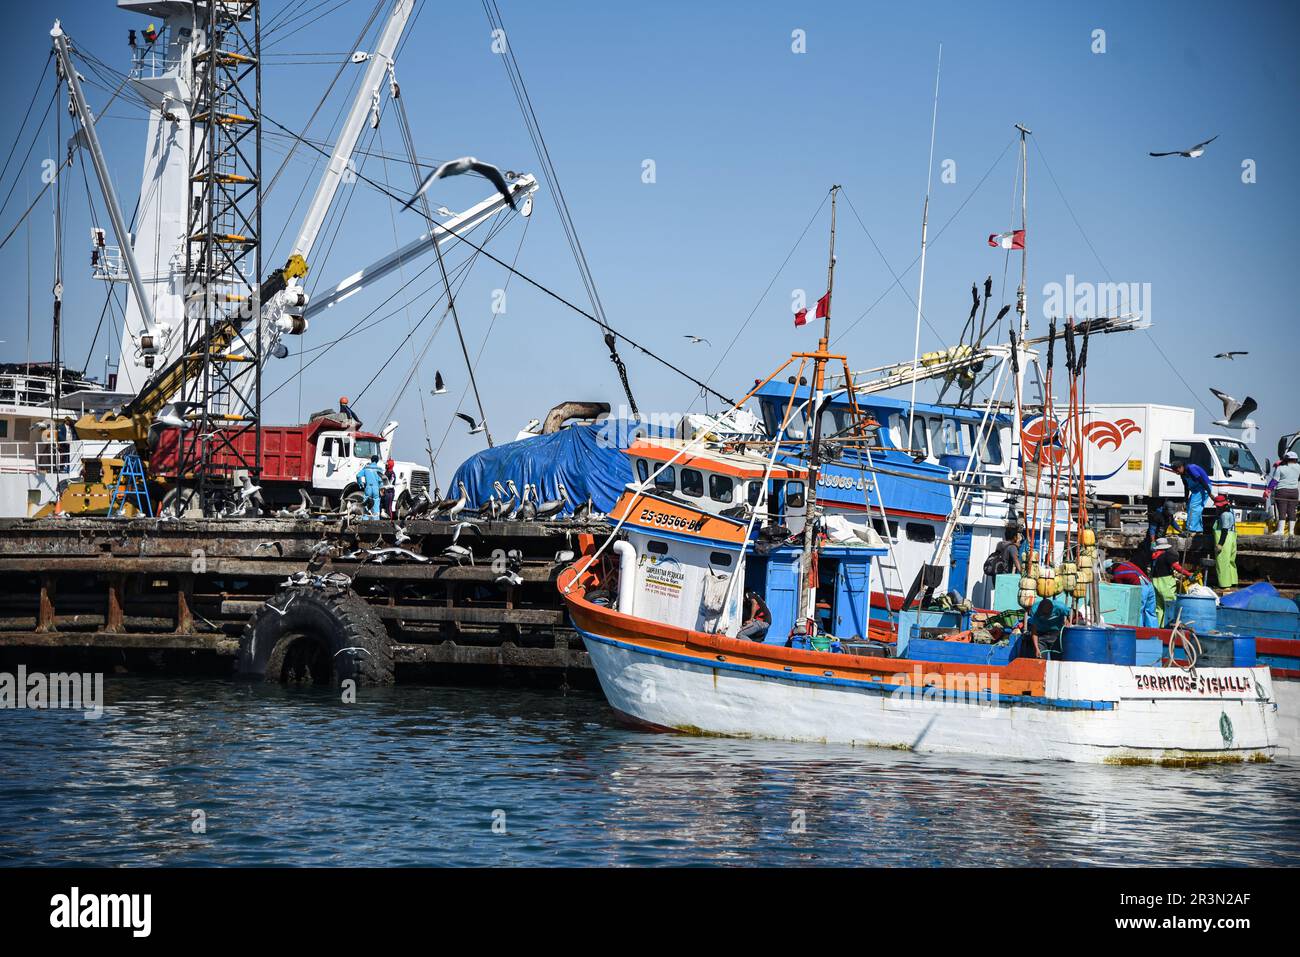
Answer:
1, 677, 1297, 866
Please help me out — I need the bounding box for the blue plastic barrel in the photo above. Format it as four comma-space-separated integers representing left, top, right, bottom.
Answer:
1061, 625, 1111, 664
1171, 595, 1217, 633
1107, 629, 1137, 666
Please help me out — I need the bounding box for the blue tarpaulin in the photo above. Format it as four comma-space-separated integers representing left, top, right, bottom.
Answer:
450, 420, 657, 517
1220, 581, 1282, 610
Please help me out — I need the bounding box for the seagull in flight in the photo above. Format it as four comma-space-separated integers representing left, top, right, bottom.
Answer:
404, 157, 515, 211
1149, 134, 1218, 158
683, 335, 711, 346
431, 370, 446, 395
1210, 388, 1258, 429
1213, 351, 1248, 360
456, 412, 485, 435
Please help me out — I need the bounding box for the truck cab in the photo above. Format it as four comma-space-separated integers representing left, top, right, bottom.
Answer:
1157, 434, 1268, 505
311, 421, 430, 509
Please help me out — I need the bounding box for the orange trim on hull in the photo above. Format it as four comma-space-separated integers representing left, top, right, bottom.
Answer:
559, 565, 1047, 697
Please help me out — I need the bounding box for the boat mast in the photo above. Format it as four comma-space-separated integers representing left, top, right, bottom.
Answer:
797, 185, 839, 632
1011, 123, 1031, 526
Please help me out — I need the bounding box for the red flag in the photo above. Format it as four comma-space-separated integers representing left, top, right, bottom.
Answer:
815, 292, 830, 319
988, 229, 1026, 250
794, 308, 809, 327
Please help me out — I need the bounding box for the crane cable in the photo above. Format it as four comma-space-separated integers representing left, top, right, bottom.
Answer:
480, 0, 639, 416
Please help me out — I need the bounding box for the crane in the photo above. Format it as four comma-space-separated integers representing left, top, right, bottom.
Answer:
45, 1, 534, 515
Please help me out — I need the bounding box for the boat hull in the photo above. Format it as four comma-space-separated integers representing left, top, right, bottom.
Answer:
1275, 678, 1300, 759
579, 630, 1275, 764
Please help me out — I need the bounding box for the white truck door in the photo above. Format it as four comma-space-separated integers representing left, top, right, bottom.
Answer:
1158, 440, 1182, 498
314, 433, 353, 491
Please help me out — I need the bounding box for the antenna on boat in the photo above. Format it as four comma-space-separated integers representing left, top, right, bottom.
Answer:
905, 43, 942, 454
796, 185, 840, 633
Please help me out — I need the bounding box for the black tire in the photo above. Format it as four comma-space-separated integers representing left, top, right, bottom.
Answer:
394, 491, 412, 520
160, 486, 203, 518
237, 585, 394, 686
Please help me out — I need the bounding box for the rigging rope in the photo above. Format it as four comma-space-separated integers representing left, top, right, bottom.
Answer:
481, 0, 639, 415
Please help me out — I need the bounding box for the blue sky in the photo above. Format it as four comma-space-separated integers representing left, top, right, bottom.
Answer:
2, 0, 1296, 478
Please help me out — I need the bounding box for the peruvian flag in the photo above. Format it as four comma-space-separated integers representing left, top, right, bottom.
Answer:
988, 229, 1026, 250
794, 292, 830, 328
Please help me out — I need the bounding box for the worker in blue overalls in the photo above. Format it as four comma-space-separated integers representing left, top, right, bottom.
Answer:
358, 454, 384, 518
1172, 460, 1213, 533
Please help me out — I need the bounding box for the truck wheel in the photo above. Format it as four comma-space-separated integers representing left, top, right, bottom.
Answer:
237, 585, 394, 686
160, 486, 203, 518
342, 486, 365, 512
394, 491, 412, 520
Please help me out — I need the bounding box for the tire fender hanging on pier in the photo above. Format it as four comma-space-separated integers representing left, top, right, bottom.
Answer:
237, 586, 394, 686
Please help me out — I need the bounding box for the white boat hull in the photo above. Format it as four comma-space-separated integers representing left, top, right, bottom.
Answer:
583, 633, 1278, 764
1275, 678, 1300, 759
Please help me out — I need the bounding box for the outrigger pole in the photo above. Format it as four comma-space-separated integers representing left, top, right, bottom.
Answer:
905, 43, 942, 454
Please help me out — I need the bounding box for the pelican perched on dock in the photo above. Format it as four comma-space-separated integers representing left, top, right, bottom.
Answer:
532, 484, 568, 521
435, 481, 469, 520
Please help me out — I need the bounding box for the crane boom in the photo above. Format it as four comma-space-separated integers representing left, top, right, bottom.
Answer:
50, 21, 156, 334
292, 0, 414, 264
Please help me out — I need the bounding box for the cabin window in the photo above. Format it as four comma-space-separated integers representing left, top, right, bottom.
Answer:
709, 474, 734, 503
653, 465, 676, 492
908, 417, 929, 457
785, 480, 806, 509
971, 424, 1003, 466
1168, 441, 1213, 474
747, 481, 762, 506
940, 419, 962, 456
709, 551, 733, 567
355, 438, 381, 459
0, 420, 8, 439
873, 518, 898, 540
680, 468, 704, 497
636, 458, 649, 483
646, 540, 669, 555
905, 522, 936, 543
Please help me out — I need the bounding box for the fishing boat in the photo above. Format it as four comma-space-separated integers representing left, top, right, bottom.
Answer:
559, 186, 1278, 765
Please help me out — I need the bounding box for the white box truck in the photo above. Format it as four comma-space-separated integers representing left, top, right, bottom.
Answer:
1079, 403, 1269, 505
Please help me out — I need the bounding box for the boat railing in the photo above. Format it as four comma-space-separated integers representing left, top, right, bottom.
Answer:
131, 27, 180, 80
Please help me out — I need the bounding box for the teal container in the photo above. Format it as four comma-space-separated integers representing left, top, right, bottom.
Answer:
1061, 625, 1111, 664
1171, 595, 1217, 633
1107, 629, 1137, 666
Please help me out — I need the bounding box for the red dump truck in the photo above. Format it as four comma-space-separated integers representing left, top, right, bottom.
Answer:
150, 412, 431, 515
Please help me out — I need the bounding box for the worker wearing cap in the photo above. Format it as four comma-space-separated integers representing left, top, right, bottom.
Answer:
1267, 450, 1300, 535
358, 454, 383, 518
1172, 461, 1213, 533
1105, 558, 1159, 628
1212, 494, 1238, 589
1149, 537, 1192, 626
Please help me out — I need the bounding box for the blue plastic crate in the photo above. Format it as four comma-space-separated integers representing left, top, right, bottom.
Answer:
905, 633, 1022, 666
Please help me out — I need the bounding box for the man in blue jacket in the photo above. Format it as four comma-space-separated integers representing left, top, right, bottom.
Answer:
357, 454, 384, 518
1172, 460, 1213, 533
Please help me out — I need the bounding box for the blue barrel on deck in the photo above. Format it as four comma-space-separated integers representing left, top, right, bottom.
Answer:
1171, 595, 1217, 633
1107, 629, 1137, 666
1061, 625, 1111, 664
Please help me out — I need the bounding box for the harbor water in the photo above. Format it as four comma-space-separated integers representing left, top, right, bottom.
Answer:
1, 677, 1297, 867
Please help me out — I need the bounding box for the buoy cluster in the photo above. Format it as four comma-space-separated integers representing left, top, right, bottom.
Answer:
1017, 527, 1099, 609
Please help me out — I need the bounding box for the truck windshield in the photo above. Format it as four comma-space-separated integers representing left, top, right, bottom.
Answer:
354, 439, 381, 460
1211, 440, 1260, 474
